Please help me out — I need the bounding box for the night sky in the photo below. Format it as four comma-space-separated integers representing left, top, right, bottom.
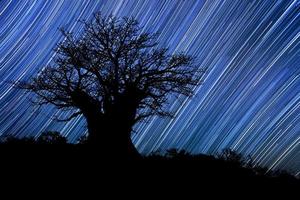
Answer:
0, 0, 300, 174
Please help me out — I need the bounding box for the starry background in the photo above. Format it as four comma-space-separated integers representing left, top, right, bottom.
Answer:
0, 0, 300, 174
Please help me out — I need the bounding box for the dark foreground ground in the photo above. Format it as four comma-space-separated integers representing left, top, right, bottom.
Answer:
0, 145, 298, 196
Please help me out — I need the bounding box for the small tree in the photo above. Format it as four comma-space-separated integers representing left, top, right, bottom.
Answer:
18, 13, 204, 158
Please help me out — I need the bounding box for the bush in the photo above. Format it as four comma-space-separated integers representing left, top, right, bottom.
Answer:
36, 131, 68, 144
0, 131, 68, 145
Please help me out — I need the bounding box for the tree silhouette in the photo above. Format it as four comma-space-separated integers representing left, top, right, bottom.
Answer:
18, 13, 204, 158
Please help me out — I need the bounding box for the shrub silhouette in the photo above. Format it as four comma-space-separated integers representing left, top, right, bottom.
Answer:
0, 131, 68, 145
77, 135, 88, 145
218, 148, 245, 166
36, 131, 68, 145
146, 148, 300, 185
0, 135, 36, 145
166, 149, 190, 158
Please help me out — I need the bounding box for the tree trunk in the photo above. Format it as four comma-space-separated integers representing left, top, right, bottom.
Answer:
73, 90, 141, 159
83, 110, 141, 159
110, 97, 142, 159
116, 119, 141, 159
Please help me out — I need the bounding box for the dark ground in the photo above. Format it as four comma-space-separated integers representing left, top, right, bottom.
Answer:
0, 144, 298, 195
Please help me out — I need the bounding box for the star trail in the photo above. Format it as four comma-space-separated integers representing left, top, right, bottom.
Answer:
0, 0, 300, 174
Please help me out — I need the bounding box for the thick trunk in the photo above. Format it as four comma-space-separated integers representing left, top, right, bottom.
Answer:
115, 119, 141, 159
84, 110, 140, 159
72, 90, 141, 159
110, 97, 141, 159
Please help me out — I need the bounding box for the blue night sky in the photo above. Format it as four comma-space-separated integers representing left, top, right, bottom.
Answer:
0, 0, 300, 174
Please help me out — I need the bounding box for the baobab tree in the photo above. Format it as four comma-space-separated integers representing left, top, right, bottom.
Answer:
18, 13, 204, 158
